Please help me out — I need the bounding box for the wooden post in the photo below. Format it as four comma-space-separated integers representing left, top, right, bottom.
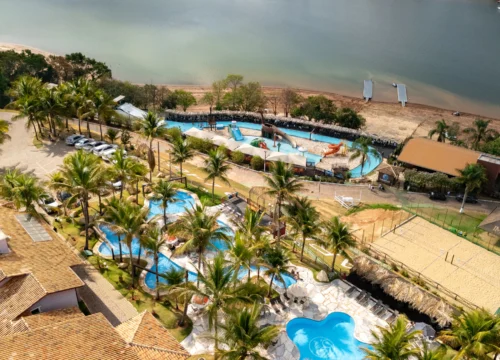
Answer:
390, 212, 395, 233
157, 141, 161, 171
361, 229, 365, 244
380, 219, 385, 237
442, 208, 448, 227
445, 251, 448, 262
372, 222, 376, 242
451, 254, 455, 265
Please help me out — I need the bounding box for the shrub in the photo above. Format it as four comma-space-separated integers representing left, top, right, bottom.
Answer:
165, 127, 182, 142
188, 137, 213, 153
231, 151, 245, 164
250, 156, 264, 170
391, 263, 399, 272
401, 270, 409, 278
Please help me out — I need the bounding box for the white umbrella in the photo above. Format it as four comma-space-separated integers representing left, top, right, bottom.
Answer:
235, 143, 271, 158
184, 127, 215, 140
288, 283, 308, 298
267, 152, 306, 167
211, 135, 230, 146
225, 138, 243, 151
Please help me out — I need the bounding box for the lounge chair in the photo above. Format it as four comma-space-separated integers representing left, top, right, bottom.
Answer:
368, 300, 382, 311
354, 291, 366, 301
374, 305, 387, 316
344, 287, 357, 297
359, 294, 372, 306
348, 288, 361, 299
276, 297, 288, 311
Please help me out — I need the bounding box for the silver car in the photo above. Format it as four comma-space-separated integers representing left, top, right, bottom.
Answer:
65, 134, 86, 145
75, 138, 94, 149
82, 141, 107, 152
93, 144, 118, 156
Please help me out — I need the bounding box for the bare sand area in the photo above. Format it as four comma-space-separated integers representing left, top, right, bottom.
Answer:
342, 209, 411, 242
2, 42, 499, 143
372, 216, 500, 312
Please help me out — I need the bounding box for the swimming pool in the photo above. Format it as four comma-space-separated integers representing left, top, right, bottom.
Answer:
165, 120, 381, 177
210, 219, 235, 251
144, 253, 198, 288
147, 191, 195, 220
98, 224, 141, 257
286, 312, 371, 359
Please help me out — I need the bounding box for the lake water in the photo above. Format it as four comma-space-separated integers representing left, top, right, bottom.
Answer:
1, 0, 499, 116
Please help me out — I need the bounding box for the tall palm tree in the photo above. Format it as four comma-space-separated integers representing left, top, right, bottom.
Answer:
438, 309, 500, 359
52, 151, 104, 250
7, 75, 42, 100
236, 208, 267, 242
262, 245, 291, 297
227, 232, 253, 283
171, 138, 194, 178
150, 180, 178, 226
130, 160, 149, 204
39, 87, 64, 137
0, 169, 44, 215
10, 97, 43, 140
215, 302, 279, 360
160, 267, 185, 309
0, 119, 11, 145
265, 160, 303, 244
349, 137, 381, 177
363, 315, 421, 360
456, 163, 487, 213
189, 254, 257, 356
283, 196, 320, 262
69, 78, 96, 135
318, 216, 356, 271
170, 203, 229, 286
101, 197, 128, 262
109, 148, 140, 199
204, 148, 231, 201
417, 342, 446, 360
93, 90, 116, 140
464, 119, 498, 150
428, 119, 449, 142
138, 111, 166, 181
143, 227, 167, 300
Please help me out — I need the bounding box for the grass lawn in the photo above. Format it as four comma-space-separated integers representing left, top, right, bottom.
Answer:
347, 203, 400, 215
87, 255, 193, 341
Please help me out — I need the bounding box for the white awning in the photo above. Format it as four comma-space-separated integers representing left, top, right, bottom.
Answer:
211, 135, 230, 146
267, 152, 306, 167
235, 144, 271, 158
183, 128, 216, 140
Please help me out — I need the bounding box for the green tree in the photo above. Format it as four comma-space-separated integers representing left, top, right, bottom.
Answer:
291, 95, 336, 123
160, 267, 185, 309
171, 138, 194, 178
463, 119, 498, 150
150, 179, 178, 225
10, 97, 43, 140
101, 196, 128, 262
416, 342, 446, 360
265, 161, 303, 244
482, 137, 500, 156
204, 148, 231, 201
0, 169, 44, 216
250, 155, 264, 170
106, 128, 120, 144
65, 52, 112, 80
94, 90, 116, 140
283, 196, 320, 261
349, 137, 381, 177
318, 217, 356, 271
280, 88, 301, 117
173, 89, 197, 111
225, 74, 244, 110
227, 232, 253, 283
109, 148, 141, 199
38, 87, 64, 137
456, 163, 487, 213
54, 151, 104, 250
231, 150, 245, 164
215, 302, 279, 360
171, 203, 230, 286
428, 119, 449, 143
212, 80, 228, 110
201, 92, 215, 113
336, 107, 366, 129
438, 309, 500, 360
363, 316, 421, 360
237, 82, 266, 112
138, 111, 166, 181
143, 226, 166, 300
120, 129, 131, 149
262, 245, 292, 297
0, 119, 9, 144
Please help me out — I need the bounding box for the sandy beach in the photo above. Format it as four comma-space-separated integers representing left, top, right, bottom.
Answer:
2, 42, 499, 143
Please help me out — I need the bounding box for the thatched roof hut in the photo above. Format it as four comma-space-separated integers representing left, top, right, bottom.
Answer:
352, 256, 453, 327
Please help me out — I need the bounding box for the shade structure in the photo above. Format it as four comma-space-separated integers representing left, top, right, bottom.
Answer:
235, 143, 271, 158
288, 283, 307, 298
184, 127, 215, 140
224, 138, 243, 151
211, 135, 230, 146
267, 152, 306, 167
412, 322, 436, 338
478, 209, 500, 236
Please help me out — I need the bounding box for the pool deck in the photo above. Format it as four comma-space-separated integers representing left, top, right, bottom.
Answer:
181, 267, 387, 359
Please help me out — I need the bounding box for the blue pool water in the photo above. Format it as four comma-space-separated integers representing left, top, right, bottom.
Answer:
98, 224, 141, 256
210, 220, 235, 251
286, 312, 371, 360
165, 120, 381, 177
145, 253, 198, 288
147, 191, 195, 220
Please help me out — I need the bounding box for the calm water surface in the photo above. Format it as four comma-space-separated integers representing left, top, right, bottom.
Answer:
1, 0, 499, 116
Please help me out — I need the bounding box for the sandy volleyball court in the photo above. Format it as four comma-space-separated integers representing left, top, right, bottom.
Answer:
373, 216, 500, 312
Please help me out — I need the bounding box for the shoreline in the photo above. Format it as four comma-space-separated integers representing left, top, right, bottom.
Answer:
1, 42, 499, 142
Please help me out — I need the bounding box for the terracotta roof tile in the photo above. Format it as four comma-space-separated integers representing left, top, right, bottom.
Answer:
0, 313, 141, 360
132, 344, 190, 360
22, 306, 84, 330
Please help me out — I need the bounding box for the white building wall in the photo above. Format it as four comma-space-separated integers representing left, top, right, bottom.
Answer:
29, 289, 79, 314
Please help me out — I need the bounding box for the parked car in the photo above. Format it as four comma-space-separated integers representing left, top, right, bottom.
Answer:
57, 191, 72, 202
429, 191, 447, 201
82, 140, 107, 152
65, 134, 86, 145
106, 180, 122, 190
93, 144, 118, 156
101, 148, 127, 160
38, 195, 61, 214
456, 194, 478, 204
75, 138, 94, 149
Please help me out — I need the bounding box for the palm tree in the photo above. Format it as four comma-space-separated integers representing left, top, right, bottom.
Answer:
7, 75, 42, 100
417, 342, 446, 360
101, 197, 128, 262
150, 180, 178, 226
143, 227, 167, 300
262, 245, 291, 297
464, 119, 498, 150
170, 203, 229, 287
456, 163, 487, 213
215, 302, 279, 360
106, 128, 120, 144
93, 90, 116, 140
318, 216, 356, 272
130, 161, 149, 204
236, 208, 267, 242
189, 254, 257, 355
349, 137, 381, 177
10, 97, 43, 140
171, 138, 194, 178
428, 119, 449, 142
265, 160, 303, 244
52, 151, 104, 250
138, 111, 166, 181
69, 78, 96, 135
227, 232, 253, 283
283, 196, 320, 262
160, 267, 185, 309
39, 87, 64, 137
363, 315, 421, 360
438, 309, 500, 359
204, 148, 231, 201
0, 119, 11, 145
109, 148, 140, 199
0, 169, 44, 215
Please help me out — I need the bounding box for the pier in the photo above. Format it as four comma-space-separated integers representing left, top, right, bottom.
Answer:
397, 84, 408, 107
363, 80, 373, 101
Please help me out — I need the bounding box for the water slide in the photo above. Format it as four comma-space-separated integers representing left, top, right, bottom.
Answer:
323, 142, 344, 157
262, 123, 297, 148
229, 124, 244, 141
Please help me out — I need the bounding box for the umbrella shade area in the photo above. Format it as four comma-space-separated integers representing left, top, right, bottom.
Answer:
224, 138, 243, 151
235, 143, 272, 158
412, 322, 436, 338
184, 127, 216, 140
288, 283, 308, 298
211, 135, 230, 146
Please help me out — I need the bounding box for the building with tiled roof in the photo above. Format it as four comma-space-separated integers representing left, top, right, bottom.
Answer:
116, 311, 190, 360
0, 207, 84, 336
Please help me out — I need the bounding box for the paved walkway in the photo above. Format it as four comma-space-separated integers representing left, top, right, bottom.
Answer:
73, 264, 138, 326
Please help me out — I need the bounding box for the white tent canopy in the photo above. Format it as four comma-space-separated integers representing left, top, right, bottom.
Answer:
184, 127, 215, 140
235, 143, 271, 158
267, 152, 306, 167
211, 135, 230, 146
